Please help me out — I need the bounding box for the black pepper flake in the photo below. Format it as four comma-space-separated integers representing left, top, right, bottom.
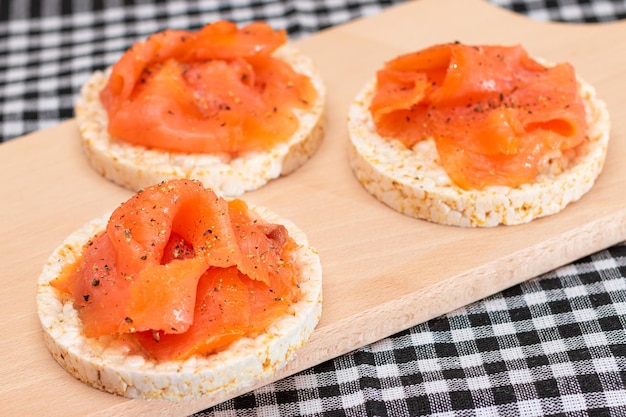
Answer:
125, 317, 133, 324
92, 279, 100, 287
83, 294, 90, 302
140, 255, 147, 260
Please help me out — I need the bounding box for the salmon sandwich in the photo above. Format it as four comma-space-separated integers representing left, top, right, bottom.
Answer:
76, 21, 326, 196
348, 43, 610, 227
36, 179, 322, 400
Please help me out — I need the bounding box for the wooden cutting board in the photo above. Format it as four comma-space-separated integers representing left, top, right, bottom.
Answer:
2, 0, 625, 415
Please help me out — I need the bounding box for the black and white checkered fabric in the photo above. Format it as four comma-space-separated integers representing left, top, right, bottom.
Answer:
491, 0, 626, 23
2, 1, 626, 416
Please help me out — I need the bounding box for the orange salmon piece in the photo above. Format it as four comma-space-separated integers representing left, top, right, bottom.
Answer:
370, 43, 588, 189
135, 267, 251, 360
51, 179, 302, 360
227, 198, 299, 287
135, 262, 300, 361
131, 199, 302, 360
52, 180, 240, 337
100, 21, 317, 154
50, 232, 132, 337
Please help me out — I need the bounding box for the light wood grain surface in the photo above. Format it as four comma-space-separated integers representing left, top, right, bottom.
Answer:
2, 0, 625, 415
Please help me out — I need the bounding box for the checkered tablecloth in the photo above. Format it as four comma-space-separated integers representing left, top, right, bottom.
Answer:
2, 1, 626, 416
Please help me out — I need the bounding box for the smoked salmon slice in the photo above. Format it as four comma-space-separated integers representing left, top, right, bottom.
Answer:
370, 43, 588, 190
50, 179, 302, 360
99, 21, 317, 154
